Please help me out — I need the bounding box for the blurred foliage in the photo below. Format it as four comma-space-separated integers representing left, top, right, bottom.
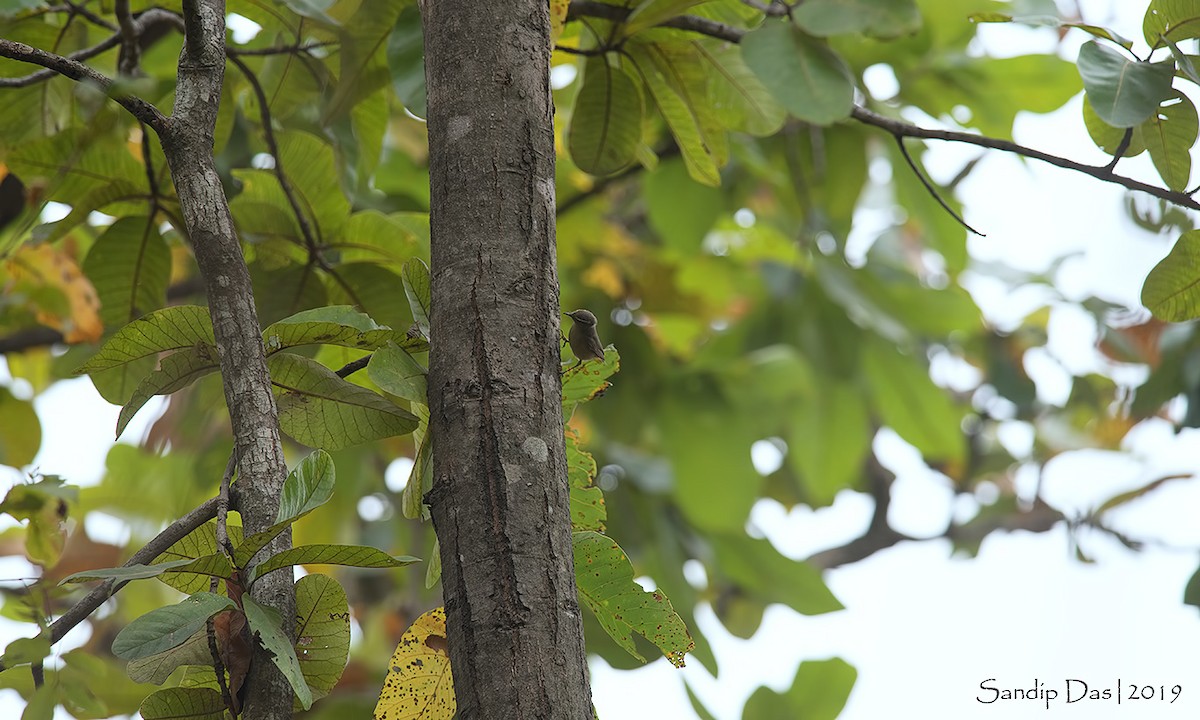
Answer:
0, 0, 1197, 718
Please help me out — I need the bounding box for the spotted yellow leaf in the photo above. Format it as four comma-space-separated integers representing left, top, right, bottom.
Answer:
374, 606, 455, 720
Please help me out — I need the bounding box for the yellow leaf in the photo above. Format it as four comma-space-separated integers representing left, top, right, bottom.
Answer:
7, 243, 103, 342
374, 606, 455, 720
550, 0, 570, 45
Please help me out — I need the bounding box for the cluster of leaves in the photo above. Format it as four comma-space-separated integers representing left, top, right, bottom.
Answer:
1, 0, 1199, 718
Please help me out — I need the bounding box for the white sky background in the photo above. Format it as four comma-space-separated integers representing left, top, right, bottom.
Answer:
4, 1, 1200, 719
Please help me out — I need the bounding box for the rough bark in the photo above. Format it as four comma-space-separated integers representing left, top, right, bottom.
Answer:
163, 3, 293, 719
422, 1, 593, 717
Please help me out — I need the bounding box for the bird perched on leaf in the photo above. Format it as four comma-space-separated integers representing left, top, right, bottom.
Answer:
563, 309, 605, 368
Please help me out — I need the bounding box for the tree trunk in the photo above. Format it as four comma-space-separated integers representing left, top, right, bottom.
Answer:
164, 3, 293, 719
422, 2, 592, 717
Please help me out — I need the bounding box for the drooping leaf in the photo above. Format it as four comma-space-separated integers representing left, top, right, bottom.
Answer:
626, 43, 721, 186
269, 352, 419, 450
568, 56, 643, 177
788, 379, 871, 506
693, 39, 785, 136
1140, 91, 1198, 191
250, 544, 419, 584
1077, 40, 1175, 128
125, 629, 213, 685
1082, 96, 1146, 157
862, 337, 966, 465
743, 658, 857, 720
294, 574, 352, 701
112, 593, 236, 661
402, 257, 431, 339
0, 476, 74, 566
74, 306, 216, 374
573, 531, 694, 667
0, 387, 41, 468
116, 348, 220, 439
277, 449, 336, 525
1143, 229, 1200, 321
154, 521, 244, 595
742, 21, 854, 125
711, 534, 843, 617
368, 342, 428, 404
374, 606, 455, 720
82, 216, 171, 330
970, 13, 1133, 49
1, 635, 50, 667
402, 406, 432, 520
243, 596, 313, 710
263, 306, 417, 354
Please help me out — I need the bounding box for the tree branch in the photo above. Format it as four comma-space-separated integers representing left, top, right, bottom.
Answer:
567, 0, 746, 42
0, 39, 166, 131
850, 106, 1200, 212
43, 494, 227, 646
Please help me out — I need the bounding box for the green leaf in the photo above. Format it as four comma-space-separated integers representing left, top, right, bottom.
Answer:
693, 40, 785, 136
82, 217, 171, 330
324, 1, 404, 125
1184, 564, 1200, 609
59, 559, 196, 584
711, 535, 842, 616
0, 387, 41, 467
744, 658, 857, 720
0, 476, 74, 566
251, 544, 419, 584
1082, 96, 1146, 157
566, 427, 607, 532
112, 593, 236, 661
278, 449, 336, 525
626, 44, 721, 186
368, 342, 428, 404
243, 597, 314, 710
263, 306, 415, 354
788, 379, 871, 506
402, 407, 432, 520
742, 21, 854, 125
402, 257, 432, 339
125, 629, 213, 685
116, 348, 220, 439
139, 686, 226, 720
622, 0, 710, 36
644, 158, 722, 252
1142, 229, 1200, 320
573, 531, 694, 667
562, 346, 621, 417
568, 56, 643, 177
794, 0, 921, 38
154, 521, 243, 595
424, 536, 441, 589
1, 635, 50, 666
1145, 0, 1200, 47
75, 306, 216, 374
21, 684, 55, 720
862, 337, 966, 463
1077, 40, 1175, 128
269, 352, 419, 450
294, 574, 351, 702
1141, 91, 1198, 191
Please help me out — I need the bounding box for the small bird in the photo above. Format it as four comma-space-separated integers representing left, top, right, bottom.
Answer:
563, 309, 605, 367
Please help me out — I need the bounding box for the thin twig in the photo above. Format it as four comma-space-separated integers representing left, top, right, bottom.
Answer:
335, 354, 373, 378
50, 2, 118, 31
851, 106, 1200, 212
1103, 127, 1133, 172
892, 133, 985, 236
216, 452, 237, 556
567, 0, 745, 42
227, 53, 323, 259
206, 613, 234, 714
